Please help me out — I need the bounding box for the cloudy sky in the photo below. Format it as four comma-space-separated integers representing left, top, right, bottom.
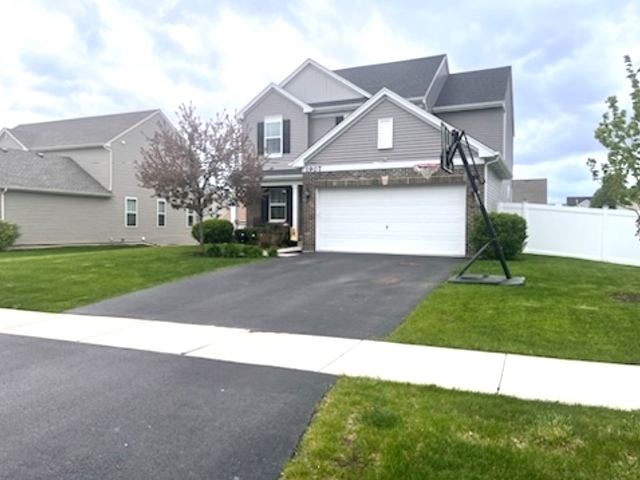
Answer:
2, 0, 639, 204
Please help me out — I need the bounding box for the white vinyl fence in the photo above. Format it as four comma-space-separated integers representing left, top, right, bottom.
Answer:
498, 202, 640, 267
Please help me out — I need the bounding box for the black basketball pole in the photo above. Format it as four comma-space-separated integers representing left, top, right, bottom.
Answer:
449, 130, 513, 280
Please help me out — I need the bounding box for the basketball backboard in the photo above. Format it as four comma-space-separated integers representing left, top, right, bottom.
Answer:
440, 123, 455, 174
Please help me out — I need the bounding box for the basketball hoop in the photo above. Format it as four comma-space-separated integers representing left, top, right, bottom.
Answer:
413, 162, 440, 180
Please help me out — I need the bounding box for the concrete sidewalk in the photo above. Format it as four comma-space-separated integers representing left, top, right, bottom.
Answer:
2, 308, 639, 411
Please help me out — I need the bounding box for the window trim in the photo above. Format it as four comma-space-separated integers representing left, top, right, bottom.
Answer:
377, 117, 393, 149
185, 208, 195, 228
264, 115, 283, 158
125, 196, 138, 228
157, 199, 167, 228
268, 188, 287, 223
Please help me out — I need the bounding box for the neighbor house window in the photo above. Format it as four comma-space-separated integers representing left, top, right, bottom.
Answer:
269, 188, 287, 222
264, 115, 283, 157
186, 209, 195, 227
377, 118, 393, 149
157, 199, 167, 227
125, 197, 138, 227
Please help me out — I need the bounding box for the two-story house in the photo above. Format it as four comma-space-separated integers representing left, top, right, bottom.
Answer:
240, 54, 514, 256
0, 110, 196, 246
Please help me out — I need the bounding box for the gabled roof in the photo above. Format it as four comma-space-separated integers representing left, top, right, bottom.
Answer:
0, 128, 28, 150
7, 110, 161, 150
238, 83, 313, 118
434, 66, 511, 109
0, 148, 111, 196
280, 58, 371, 99
291, 88, 498, 168
333, 54, 447, 99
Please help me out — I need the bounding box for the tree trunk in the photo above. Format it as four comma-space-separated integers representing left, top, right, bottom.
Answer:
198, 210, 205, 255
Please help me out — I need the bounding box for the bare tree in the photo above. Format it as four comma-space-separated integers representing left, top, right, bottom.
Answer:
137, 104, 264, 252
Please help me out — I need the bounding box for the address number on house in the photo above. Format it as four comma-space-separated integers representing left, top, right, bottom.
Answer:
303, 165, 322, 173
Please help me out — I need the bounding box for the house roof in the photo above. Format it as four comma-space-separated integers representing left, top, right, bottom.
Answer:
0, 148, 111, 196
7, 110, 160, 149
238, 83, 313, 119
333, 54, 447, 98
291, 88, 499, 168
280, 58, 371, 99
434, 66, 511, 108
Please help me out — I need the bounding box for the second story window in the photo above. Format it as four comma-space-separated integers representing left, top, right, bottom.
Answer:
265, 115, 283, 157
258, 117, 290, 157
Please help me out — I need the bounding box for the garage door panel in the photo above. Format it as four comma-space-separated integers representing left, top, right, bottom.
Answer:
316, 185, 466, 256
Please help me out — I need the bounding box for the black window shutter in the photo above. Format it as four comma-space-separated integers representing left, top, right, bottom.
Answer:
260, 191, 269, 225
286, 187, 293, 225
257, 122, 264, 155
335, 115, 344, 125
283, 119, 291, 154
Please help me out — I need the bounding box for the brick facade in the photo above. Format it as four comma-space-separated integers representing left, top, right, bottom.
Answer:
301, 166, 482, 255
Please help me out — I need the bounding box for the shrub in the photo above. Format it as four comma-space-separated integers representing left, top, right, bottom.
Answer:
192, 219, 234, 244
256, 225, 290, 248
234, 228, 260, 245
206, 243, 269, 258
470, 212, 527, 260
0, 220, 20, 251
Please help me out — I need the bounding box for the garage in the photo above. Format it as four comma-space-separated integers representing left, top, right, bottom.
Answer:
316, 185, 466, 256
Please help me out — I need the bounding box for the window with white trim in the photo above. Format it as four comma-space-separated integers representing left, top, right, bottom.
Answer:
125, 197, 138, 227
269, 188, 287, 222
264, 115, 283, 157
157, 199, 167, 227
186, 208, 195, 227
377, 118, 393, 149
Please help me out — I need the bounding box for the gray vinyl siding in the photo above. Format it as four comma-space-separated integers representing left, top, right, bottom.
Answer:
425, 60, 449, 111
308, 99, 443, 165
437, 108, 504, 155
0, 132, 24, 150
505, 80, 514, 172
484, 164, 501, 212
309, 116, 339, 145
242, 89, 308, 161
5, 191, 113, 245
48, 147, 110, 189
283, 64, 363, 103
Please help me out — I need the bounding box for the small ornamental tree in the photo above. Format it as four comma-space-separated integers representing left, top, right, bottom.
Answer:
137, 104, 264, 252
587, 55, 640, 238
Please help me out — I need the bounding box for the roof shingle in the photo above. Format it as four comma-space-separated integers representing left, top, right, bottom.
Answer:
0, 148, 111, 196
8, 110, 159, 149
334, 55, 446, 98
434, 67, 511, 107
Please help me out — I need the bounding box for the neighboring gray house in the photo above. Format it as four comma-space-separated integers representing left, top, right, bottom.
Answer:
240, 55, 514, 256
0, 110, 196, 246
566, 196, 592, 207
513, 179, 548, 204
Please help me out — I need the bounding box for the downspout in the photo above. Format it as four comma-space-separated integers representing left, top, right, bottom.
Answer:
483, 156, 500, 207
1, 188, 7, 220
104, 144, 114, 191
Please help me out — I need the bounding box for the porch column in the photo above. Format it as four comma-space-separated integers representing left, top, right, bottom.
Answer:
292, 185, 299, 232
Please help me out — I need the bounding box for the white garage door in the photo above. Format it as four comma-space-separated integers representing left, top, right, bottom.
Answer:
316, 185, 466, 256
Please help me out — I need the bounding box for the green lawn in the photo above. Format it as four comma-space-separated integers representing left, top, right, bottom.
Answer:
282, 379, 640, 480
390, 255, 640, 364
0, 245, 262, 312
282, 255, 640, 479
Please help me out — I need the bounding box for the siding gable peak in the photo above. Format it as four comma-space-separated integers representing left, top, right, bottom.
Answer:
0, 128, 28, 151
238, 83, 313, 119
290, 88, 498, 168
280, 58, 372, 100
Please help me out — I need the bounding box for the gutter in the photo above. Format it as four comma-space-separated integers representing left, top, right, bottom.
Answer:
1, 188, 6, 220
104, 143, 114, 191
0, 185, 112, 198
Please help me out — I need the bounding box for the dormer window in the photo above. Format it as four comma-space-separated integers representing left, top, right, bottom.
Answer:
264, 115, 283, 157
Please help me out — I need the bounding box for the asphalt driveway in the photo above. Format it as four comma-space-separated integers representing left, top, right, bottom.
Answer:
3, 253, 459, 479
71, 252, 460, 339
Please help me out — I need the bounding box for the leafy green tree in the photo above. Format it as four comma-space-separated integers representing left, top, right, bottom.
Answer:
587, 55, 640, 237
590, 176, 619, 209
